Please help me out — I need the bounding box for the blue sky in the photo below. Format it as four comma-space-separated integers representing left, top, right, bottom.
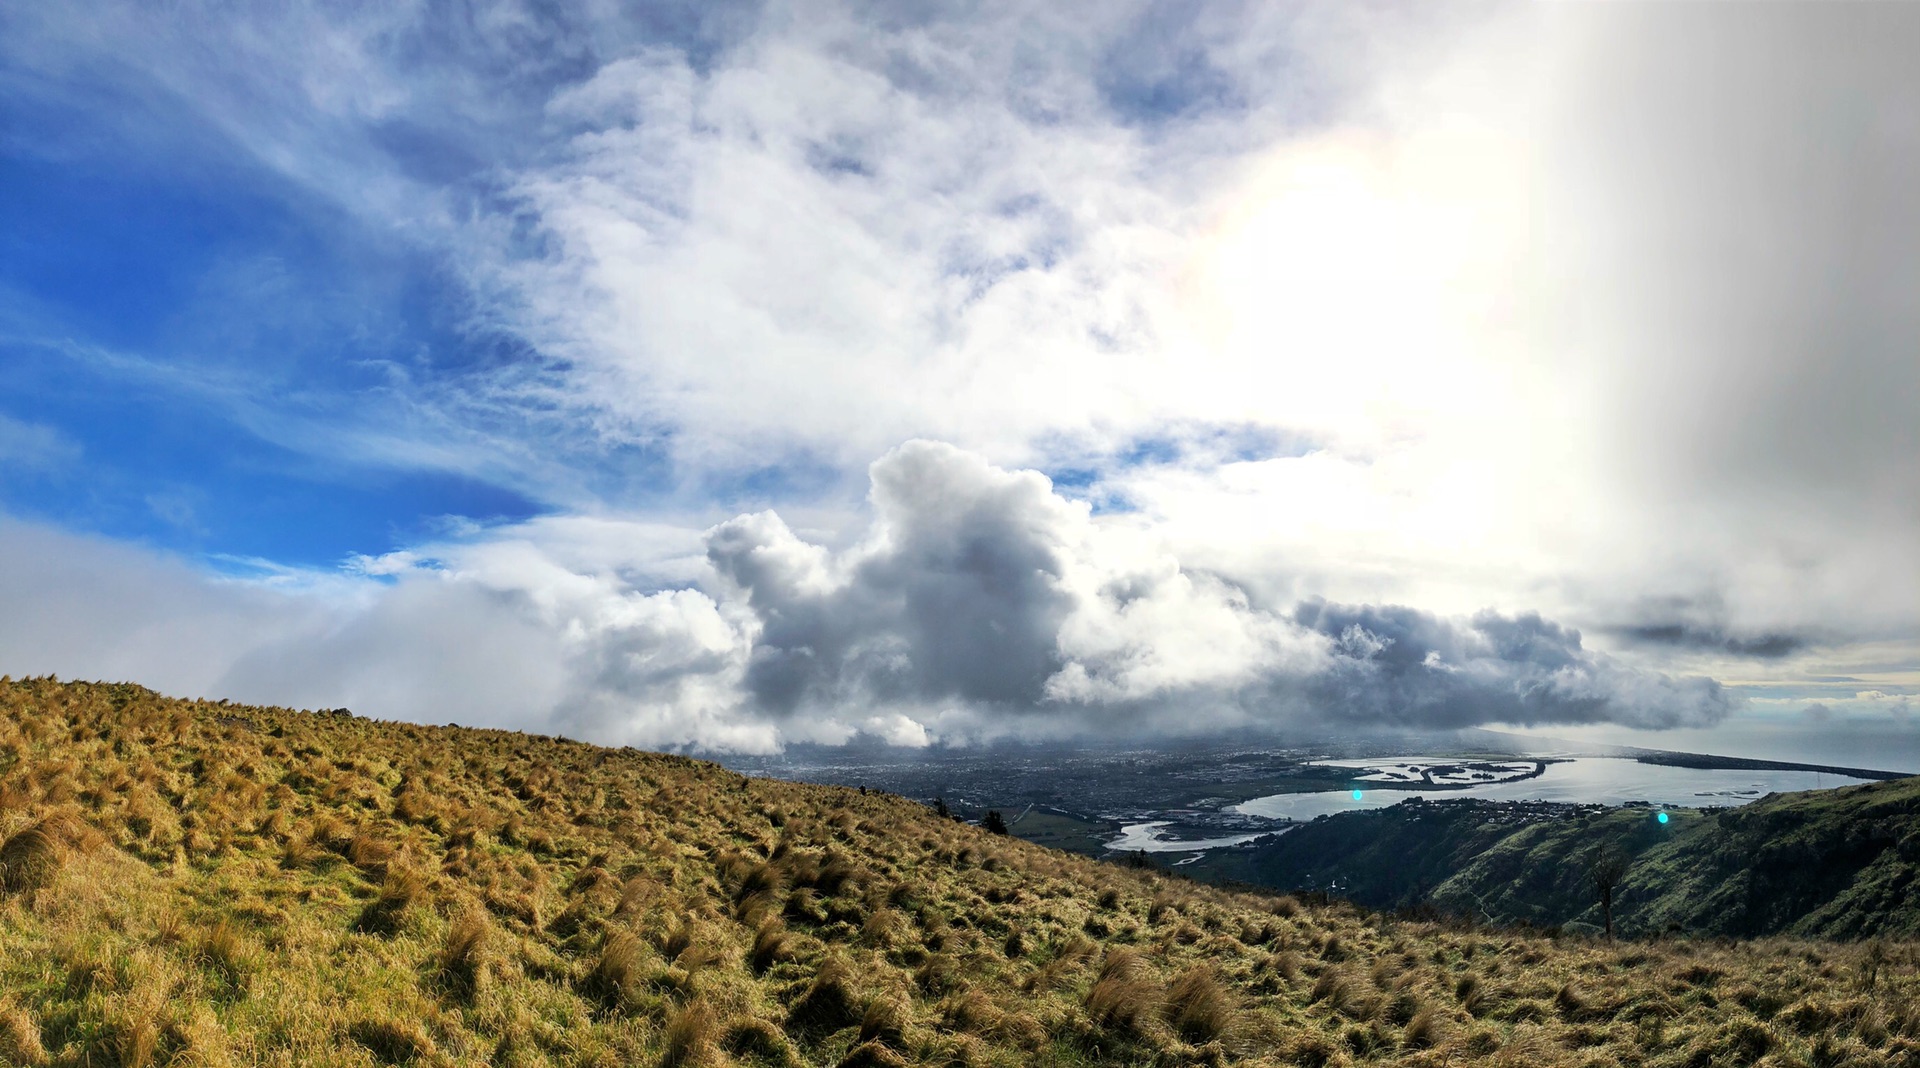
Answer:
0, 61, 541, 565
1, 2, 1915, 761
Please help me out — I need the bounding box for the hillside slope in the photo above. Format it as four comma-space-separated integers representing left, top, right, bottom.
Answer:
0, 676, 1916, 1067
1189, 779, 1920, 939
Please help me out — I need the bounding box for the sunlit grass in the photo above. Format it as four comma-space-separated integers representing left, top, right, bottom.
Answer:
0, 675, 1915, 1066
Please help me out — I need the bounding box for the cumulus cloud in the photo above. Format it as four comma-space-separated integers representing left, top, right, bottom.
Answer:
709, 444, 1079, 719
704, 442, 1734, 742
0, 445, 1740, 750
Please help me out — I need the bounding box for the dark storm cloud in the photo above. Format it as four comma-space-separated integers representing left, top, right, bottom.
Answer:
1290, 601, 1738, 731
1610, 622, 1811, 661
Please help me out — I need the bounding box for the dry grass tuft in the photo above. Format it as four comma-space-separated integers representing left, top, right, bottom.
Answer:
1311, 968, 1355, 1014
1403, 1006, 1441, 1049
438, 908, 490, 1000
354, 866, 427, 936
587, 929, 648, 1010
662, 921, 696, 959
749, 918, 792, 974
859, 994, 910, 1047
1165, 963, 1235, 1044
280, 832, 326, 869
940, 989, 1004, 1037
787, 958, 863, 1037
347, 829, 396, 876
0, 823, 62, 893
834, 1040, 909, 1068
723, 1016, 800, 1066
1149, 891, 1178, 924
110, 1005, 164, 1068
0, 1002, 47, 1066
196, 919, 255, 992
860, 906, 902, 947
661, 999, 719, 1067
1085, 946, 1163, 1036
1554, 980, 1591, 1020
349, 1018, 436, 1064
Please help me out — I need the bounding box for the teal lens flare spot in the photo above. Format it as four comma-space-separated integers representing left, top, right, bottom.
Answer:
1351, 789, 1364, 801
1657, 811, 1670, 824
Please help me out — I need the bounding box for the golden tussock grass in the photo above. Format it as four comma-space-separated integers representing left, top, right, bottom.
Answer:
0, 675, 1916, 1067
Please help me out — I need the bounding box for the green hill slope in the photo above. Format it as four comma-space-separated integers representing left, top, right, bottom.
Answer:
1190, 779, 1920, 939
2, 676, 1919, 1067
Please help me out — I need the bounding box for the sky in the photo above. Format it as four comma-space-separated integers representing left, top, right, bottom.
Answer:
1, 2, 1915, 766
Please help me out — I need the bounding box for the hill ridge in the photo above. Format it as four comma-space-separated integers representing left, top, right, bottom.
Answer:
1188, 776, 1920, 941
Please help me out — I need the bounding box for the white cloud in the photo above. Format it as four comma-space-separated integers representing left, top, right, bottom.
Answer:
445, 1, 1917, 684
0, 2, 1914, 747
0, 414, 81, 472
0, 519, 345, 697
0, 445, 1743, 751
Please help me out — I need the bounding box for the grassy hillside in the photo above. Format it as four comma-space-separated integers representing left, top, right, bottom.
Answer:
2, 677, 1918, 1067
1189, 780, 1920, 940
